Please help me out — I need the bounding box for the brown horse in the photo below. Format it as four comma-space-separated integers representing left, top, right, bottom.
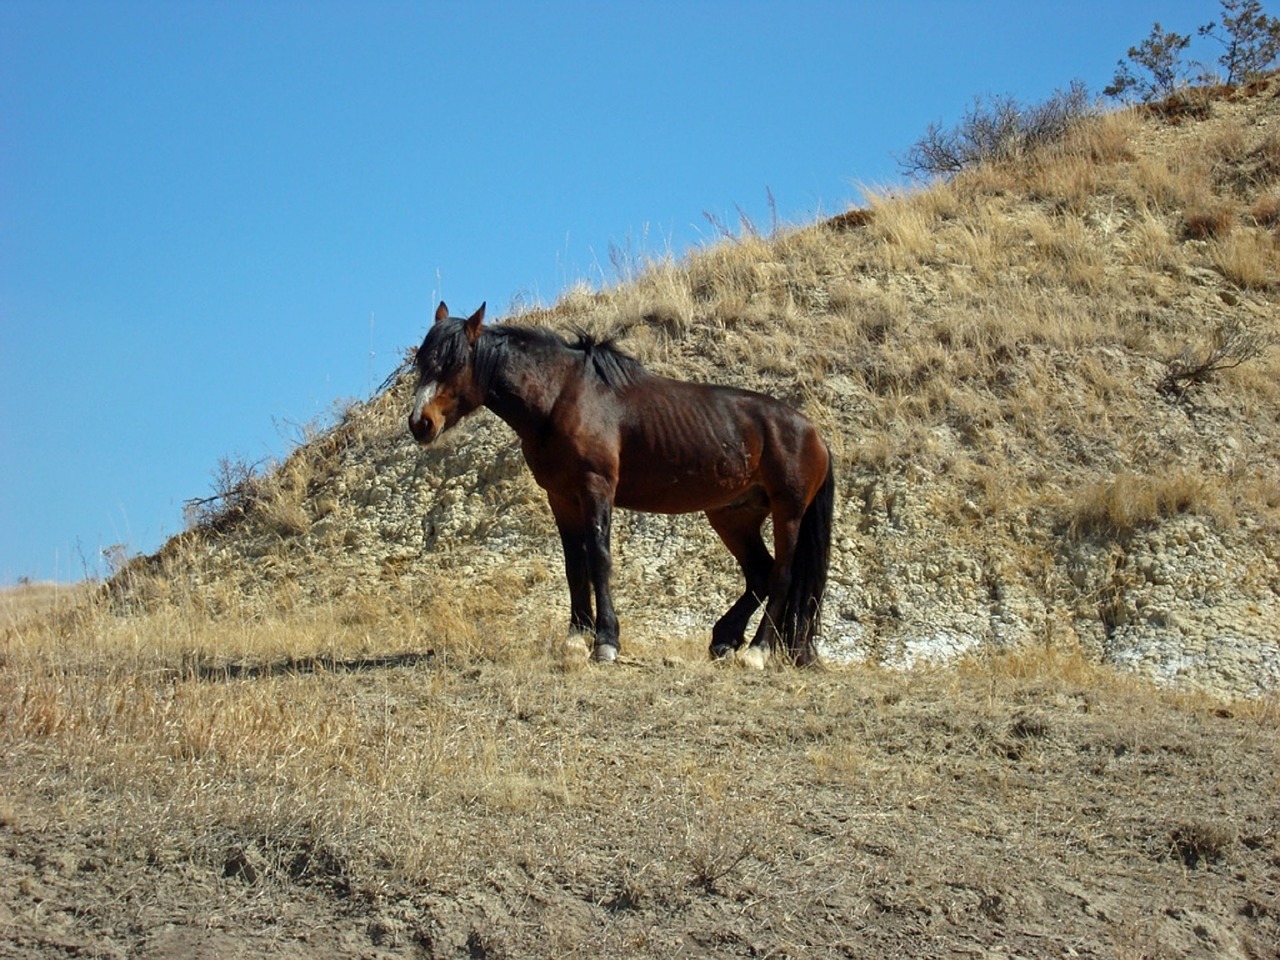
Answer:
408, 302, 834, 666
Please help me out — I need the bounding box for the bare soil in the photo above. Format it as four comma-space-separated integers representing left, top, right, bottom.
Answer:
3, 650, 1277, 959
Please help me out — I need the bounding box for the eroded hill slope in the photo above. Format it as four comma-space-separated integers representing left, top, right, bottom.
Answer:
124, 81, 1280, 698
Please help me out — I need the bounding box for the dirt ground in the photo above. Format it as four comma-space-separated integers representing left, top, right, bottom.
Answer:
3, 647, 1277, 960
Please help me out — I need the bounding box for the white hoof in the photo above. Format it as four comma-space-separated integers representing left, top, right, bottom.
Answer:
737, 646, 768, 670
591, 643, 618, 663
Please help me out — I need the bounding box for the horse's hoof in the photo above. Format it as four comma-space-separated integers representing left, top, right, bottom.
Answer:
737, 646, 768, 670
710, 644, 736, 661
562, 635, 591, 660
591, 643, 618, 663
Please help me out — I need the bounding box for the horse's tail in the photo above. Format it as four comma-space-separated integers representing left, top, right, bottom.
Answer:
780, 454, 835, 666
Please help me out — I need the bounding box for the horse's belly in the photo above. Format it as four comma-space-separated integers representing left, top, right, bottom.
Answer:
613, 453, 754, 514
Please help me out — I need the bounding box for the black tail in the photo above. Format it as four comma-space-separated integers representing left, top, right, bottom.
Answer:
779, 456, 834, 666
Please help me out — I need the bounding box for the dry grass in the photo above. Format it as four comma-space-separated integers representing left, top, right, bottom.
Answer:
0, 581, 93, 628
1124, 210, 1179, 271
1068, 469, 1233, 539
1126, 155, 1205, 213
2, 585, 546, 883
1210, 226, 1278, 288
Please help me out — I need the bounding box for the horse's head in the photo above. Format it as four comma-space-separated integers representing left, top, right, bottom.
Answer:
408, 301, 486, 444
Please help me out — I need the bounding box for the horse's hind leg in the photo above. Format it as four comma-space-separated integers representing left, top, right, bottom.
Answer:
742, 505, 805, 668
705, 504, 772, 660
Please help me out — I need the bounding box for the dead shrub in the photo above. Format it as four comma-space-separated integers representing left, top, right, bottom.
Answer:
1248, 193, 1280, 227
1159, 316, 1271, 399
1168, 820, 1235, 868
826, 207, 874, 231
899, 82, 1095, 180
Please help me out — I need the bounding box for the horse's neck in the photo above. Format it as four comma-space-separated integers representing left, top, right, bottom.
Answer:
482, 341, 572, 438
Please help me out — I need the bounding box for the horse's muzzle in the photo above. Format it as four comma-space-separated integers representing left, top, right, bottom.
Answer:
408, 411, 440, 444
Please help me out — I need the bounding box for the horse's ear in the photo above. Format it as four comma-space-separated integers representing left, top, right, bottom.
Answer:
434, 301, 449, 324
465, 302, 486, 341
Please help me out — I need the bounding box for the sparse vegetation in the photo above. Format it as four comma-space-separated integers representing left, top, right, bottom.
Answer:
4, 596, 1277, 956
1068, 469, 1228, 539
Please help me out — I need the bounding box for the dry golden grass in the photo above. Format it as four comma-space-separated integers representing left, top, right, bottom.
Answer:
1063, 108, 1140, 164
7, 603, 1279, 955
1067, 469, 1234, 539
2, 584, 550, 881
1210, 226, 1278, 288
0, 581, 92, 628
1126, 155, 1204, 213
864, 187, 944, 269
1124, 210, 1179, 271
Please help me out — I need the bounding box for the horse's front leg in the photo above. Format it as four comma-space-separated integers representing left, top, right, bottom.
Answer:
582, 478, 620, 662
549, 496, 594, 638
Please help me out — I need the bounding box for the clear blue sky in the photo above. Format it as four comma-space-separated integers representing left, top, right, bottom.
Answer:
2, 0, 1221, 583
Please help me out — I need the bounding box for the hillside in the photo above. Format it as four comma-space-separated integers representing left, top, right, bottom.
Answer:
130, 80, 1279, 699
3, 82, 1279, 959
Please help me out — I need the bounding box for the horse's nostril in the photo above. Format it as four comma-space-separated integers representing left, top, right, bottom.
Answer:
409, 411, 438, 444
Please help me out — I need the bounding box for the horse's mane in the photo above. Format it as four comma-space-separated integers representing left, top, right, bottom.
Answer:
569, 330, 647, 389
475, 324, 647, 391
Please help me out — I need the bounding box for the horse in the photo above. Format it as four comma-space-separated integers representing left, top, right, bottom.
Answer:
408, 301, 834, 667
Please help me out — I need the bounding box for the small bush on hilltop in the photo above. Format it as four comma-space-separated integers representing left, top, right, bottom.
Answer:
899, 81, 1094, 180
1104, 22, 1194, 102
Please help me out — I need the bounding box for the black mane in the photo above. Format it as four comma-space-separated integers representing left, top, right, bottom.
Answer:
474, 324, 647, 392
569, 330, 647, 389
